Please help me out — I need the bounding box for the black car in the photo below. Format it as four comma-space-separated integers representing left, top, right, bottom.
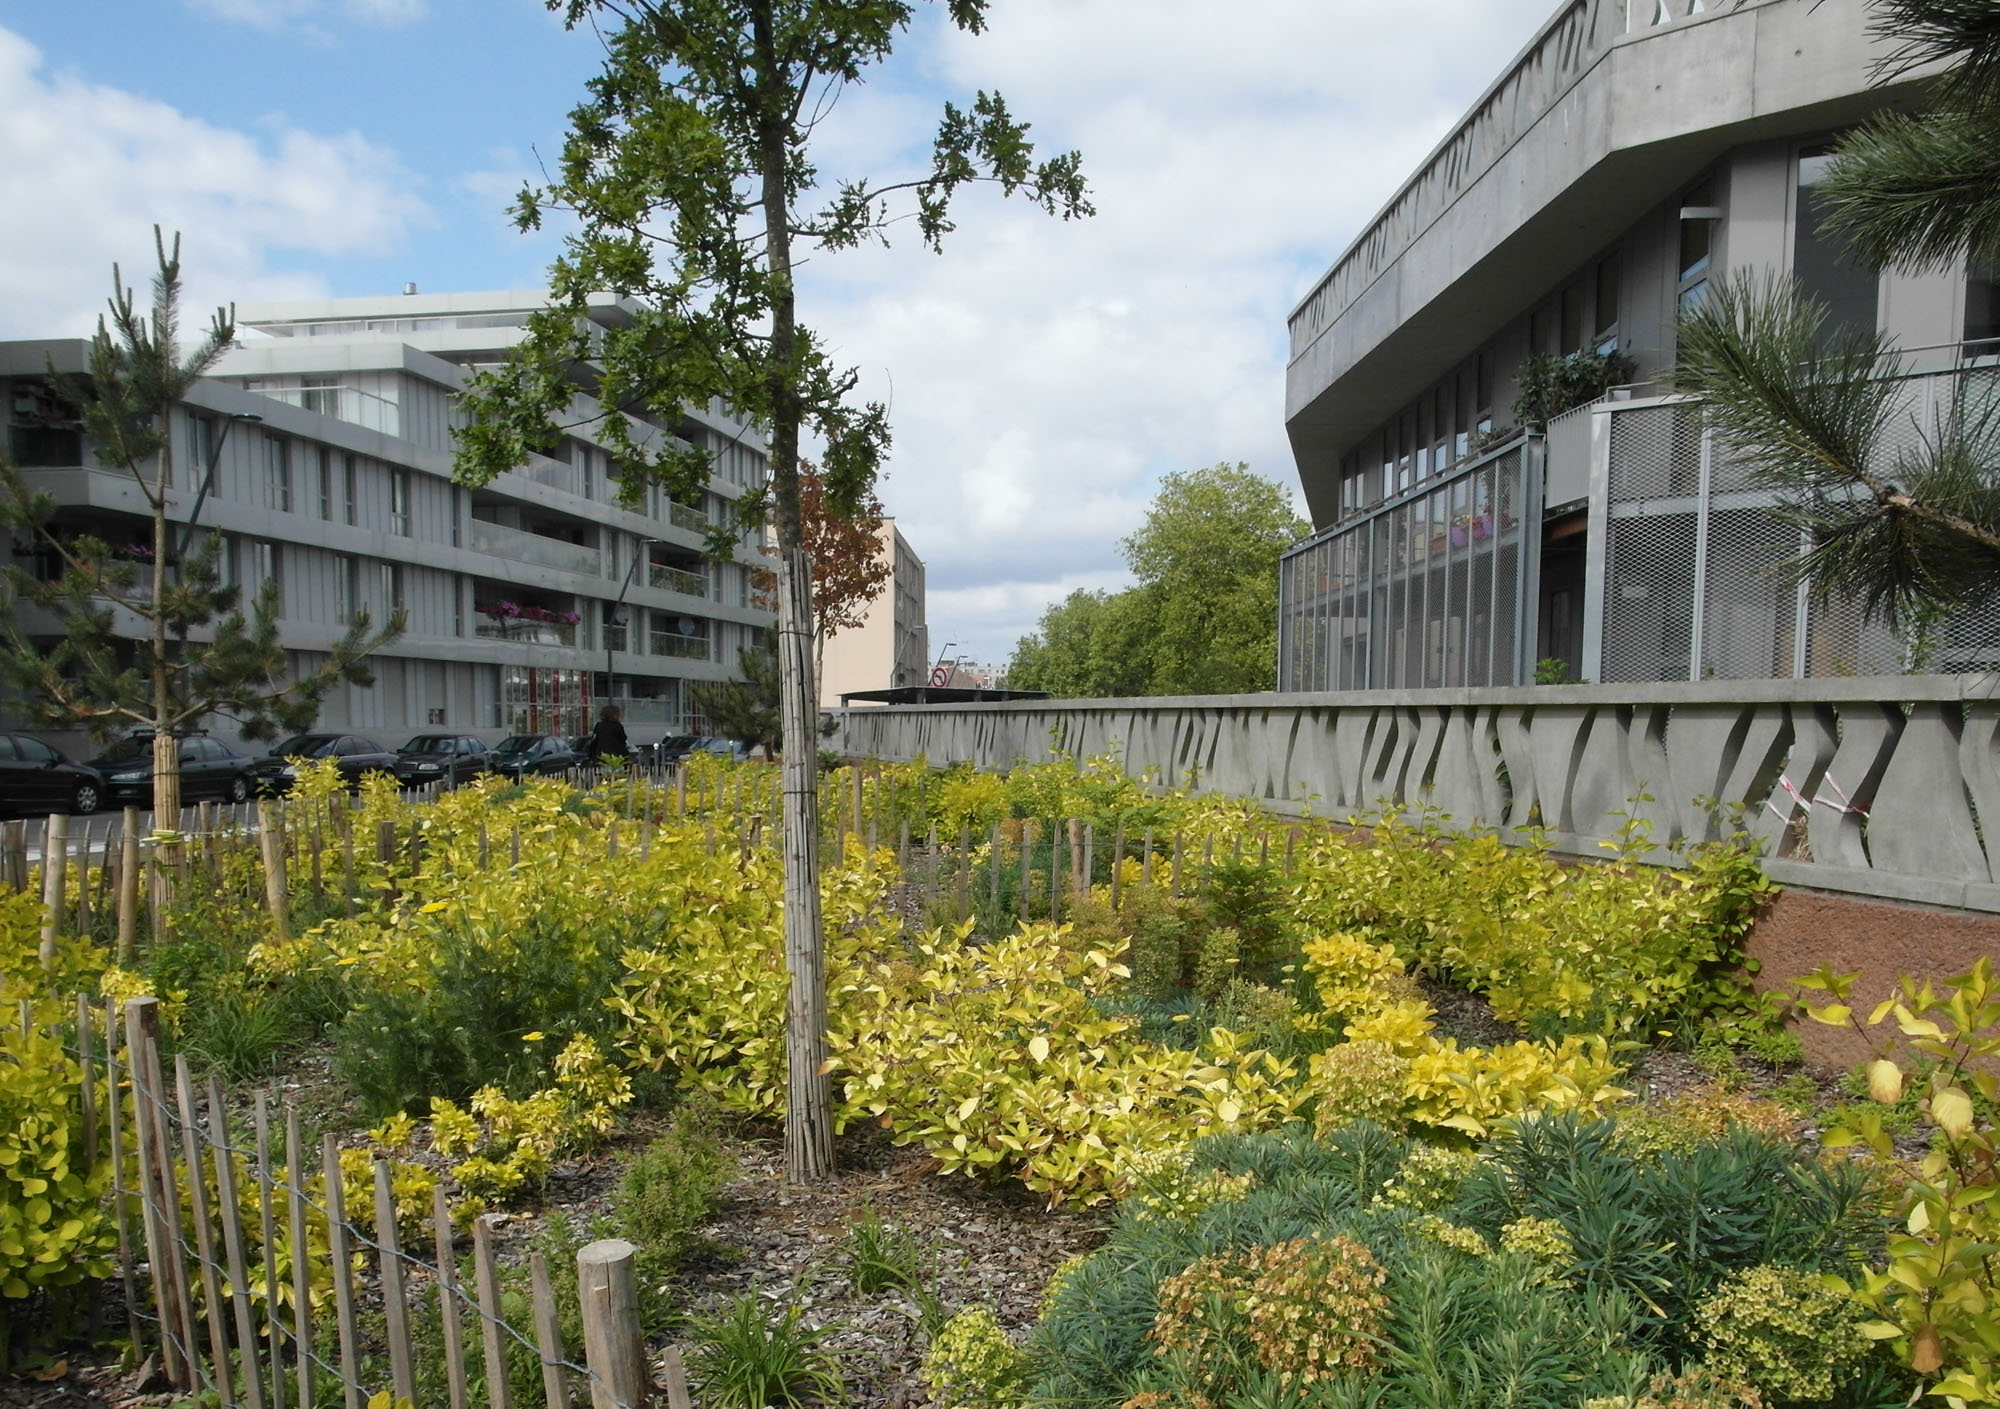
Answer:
489, 734, 579, 780
89, 732, 253, 808
246, 733, 401, 795
648, 734, 699, 765
0, 732, 103, 817
394, 733, 492, 788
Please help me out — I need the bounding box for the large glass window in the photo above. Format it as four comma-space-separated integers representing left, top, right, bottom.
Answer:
1965, 262, 2000, 357
1595, 253, 1622, 354
265, 436, 291, 513
391, 469, 412, 536
1678, 178, 1717, 313
318, 446, 334, 520
1795, 146, 1879, 344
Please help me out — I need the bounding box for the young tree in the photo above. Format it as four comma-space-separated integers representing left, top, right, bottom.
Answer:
750, 465, 893, 686
452, 0, 1089, 1179
0, 231, 404, 822
1674, 1, 2000, 631
690, 642, 783, 756
1007, 588, 1152, 699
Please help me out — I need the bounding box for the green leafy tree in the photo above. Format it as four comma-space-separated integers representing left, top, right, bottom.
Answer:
1123, 463, 1306, 695
1674, 1, 2000, 632
451, 0, 1089, 1179
0, 231, 403, 825
1007, 589, 1151, 698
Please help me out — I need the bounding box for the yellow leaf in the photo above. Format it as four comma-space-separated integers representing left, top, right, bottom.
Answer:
1028, 1035, 1049, 1063
1931, 1087, 1974, 1138
957, 1095, 980, 1121
1867, 1059, 1904, 1105
1908, 1201, 1931, 1235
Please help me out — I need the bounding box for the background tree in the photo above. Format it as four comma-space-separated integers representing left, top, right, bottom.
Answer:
452, 0, 1089, 1180
1008, 463, 1305, 697
1674, 0, 2000, 632
0, 231, 403, 822
750, 464, 893, 686
690, 642, 782, 757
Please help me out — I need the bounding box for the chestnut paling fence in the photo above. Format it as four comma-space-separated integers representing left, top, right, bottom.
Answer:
11, 762, 1324, 1408
21, 992, 678, 1409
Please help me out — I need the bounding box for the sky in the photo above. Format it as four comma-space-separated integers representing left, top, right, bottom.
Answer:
0, 0, 1557, 665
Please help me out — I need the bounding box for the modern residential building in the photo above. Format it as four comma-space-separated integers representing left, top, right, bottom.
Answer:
816, 519, 928, 708
1279, 0, 2000, 692
1, 289, 775, 752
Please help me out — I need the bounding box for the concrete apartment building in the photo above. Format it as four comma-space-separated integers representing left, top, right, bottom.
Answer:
1279, 0, 2000, 693
817, 519, 928, 708
2, 290, 775, 750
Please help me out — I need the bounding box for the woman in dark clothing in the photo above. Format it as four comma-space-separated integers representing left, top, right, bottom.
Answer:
588, 704, 630, 762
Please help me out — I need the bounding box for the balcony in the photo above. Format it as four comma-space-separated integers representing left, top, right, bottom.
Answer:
649, 628, 713, 661
520, 458, 585, 497
648, 562, 709, 597
475, 617, 578, 648
469, 518, 603, 577
668, 500, 710, 533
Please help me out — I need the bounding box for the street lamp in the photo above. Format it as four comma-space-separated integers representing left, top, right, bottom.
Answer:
604, 536, 662, 709
177, 410, 263, 563
928, 642, 957, 688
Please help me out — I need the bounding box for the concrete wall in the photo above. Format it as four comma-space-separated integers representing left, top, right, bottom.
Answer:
833, 676, 2000, 913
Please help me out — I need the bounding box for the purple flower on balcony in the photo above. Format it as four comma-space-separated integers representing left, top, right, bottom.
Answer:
561, 610, 581, 625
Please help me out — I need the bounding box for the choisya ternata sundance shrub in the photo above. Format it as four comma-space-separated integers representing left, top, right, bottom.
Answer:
1151, 1235, 1389, 1387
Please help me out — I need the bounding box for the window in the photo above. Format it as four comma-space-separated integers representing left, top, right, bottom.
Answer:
254, 541, 282, 613
7, 383, 81, 468
218, 535, 240, 590
1966, 262, 2000, 357
1795, 146, 1878, 345
391, 469, 411, 536
318, 446, 335, 520
185, 412, 217, 490
379, 562, 404, 613
1560, 284, 1584, 354
453, 575, 465, 636
342, 454, 358, 526
336, 555, 358, 623
265, 436, 291, 512
298, 378, 340, 417
1678, 177, 1718, 313
450, 486, 462, 547
1595, 253, 1623, 354
17, 737, 57, 765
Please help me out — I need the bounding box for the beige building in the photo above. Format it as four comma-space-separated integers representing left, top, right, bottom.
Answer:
818, 520, 927, 708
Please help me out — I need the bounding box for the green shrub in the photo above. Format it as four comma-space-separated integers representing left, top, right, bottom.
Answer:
688, 1294, 843, 1409
923, 1306, 1029, 1409
615, 1124, 726, 1320
1694, 1264, 1872, 1403
840, 1207, 925, 1296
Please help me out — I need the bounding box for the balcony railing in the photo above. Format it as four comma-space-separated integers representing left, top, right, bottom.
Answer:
649, 630, 713, 660
251, 384, 401, 438
668, 500, 710, 533
469, 519, 603, 577
648, 562, 709, 597
520, 458, 586, 497
475, 618, 578, 648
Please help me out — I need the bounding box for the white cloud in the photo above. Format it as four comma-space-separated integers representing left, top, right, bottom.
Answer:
185, 0, 426, 31
794, 0, 1554, 660
0, 26, 427, 339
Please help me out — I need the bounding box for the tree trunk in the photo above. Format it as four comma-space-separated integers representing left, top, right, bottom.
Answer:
150, 445, 183, 846
776, 548, 832, 1179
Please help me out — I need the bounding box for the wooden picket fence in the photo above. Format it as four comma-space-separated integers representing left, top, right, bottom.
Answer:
28, 993, 686, 1409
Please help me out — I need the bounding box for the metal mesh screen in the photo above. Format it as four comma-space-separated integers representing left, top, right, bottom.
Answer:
1603, 512, 1696, 681
1700, 508, 1796, 680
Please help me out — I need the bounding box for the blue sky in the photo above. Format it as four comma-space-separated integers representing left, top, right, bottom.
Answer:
0, 0, 1556, 664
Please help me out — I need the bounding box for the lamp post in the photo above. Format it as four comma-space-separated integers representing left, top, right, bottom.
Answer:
928, 641, 957, 689
603, 536, 662, 710
177, 410, 263, 563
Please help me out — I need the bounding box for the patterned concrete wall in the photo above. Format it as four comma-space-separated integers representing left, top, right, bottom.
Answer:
833, 677, 2000, 913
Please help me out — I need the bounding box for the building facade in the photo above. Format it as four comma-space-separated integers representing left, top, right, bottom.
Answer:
2, 289, 775, 752
1279, 0, 2000, 692
816, 519, 928, 708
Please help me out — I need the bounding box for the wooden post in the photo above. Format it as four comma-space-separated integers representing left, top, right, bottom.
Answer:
473, 1216, 513, 1409
173, 1055, 238, 1408
956, 823, 971, 923
1110, 820, 1126, 910
1285, 825, 1298, 877
1081, 823, 1094, 897
478, 820, 491, 869
989, 823, 1003, 919
1171, 832, 1184, 897
285, 1106, 314, 1409
576, 1240, 647, 1409
102, 999, 143, 1356
253, 1095, 286, 1409
1049, 822, 1063, 921
39, 810, 68, 968
2, 819, 23, 891
124, 998, 194, 1387
926, 823, 938, 903
74, 827, 92, 944
321, 1135, 363, 1409
1019, 820, 1033, 922
433, 1187, 470, 1409
258, 802, 289, 942
310, 810, 325, 911
661, 1348, 692, 1409
529, 1251, 569, 1409
76, 996, 98, 1171
209, 1074, 268, 1409
373, 1159, 419, 1409
511, 825, 522, 868
342, 822, 357, 919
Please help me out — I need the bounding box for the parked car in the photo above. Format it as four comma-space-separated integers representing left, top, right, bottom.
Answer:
689, 736, 754, 762
647, 734, 700, 765
88, 732, 253, 808
394, 733, 492, 788
246, 733, 400, 795
489, 734, 579, 781
0, 733, 103, 817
